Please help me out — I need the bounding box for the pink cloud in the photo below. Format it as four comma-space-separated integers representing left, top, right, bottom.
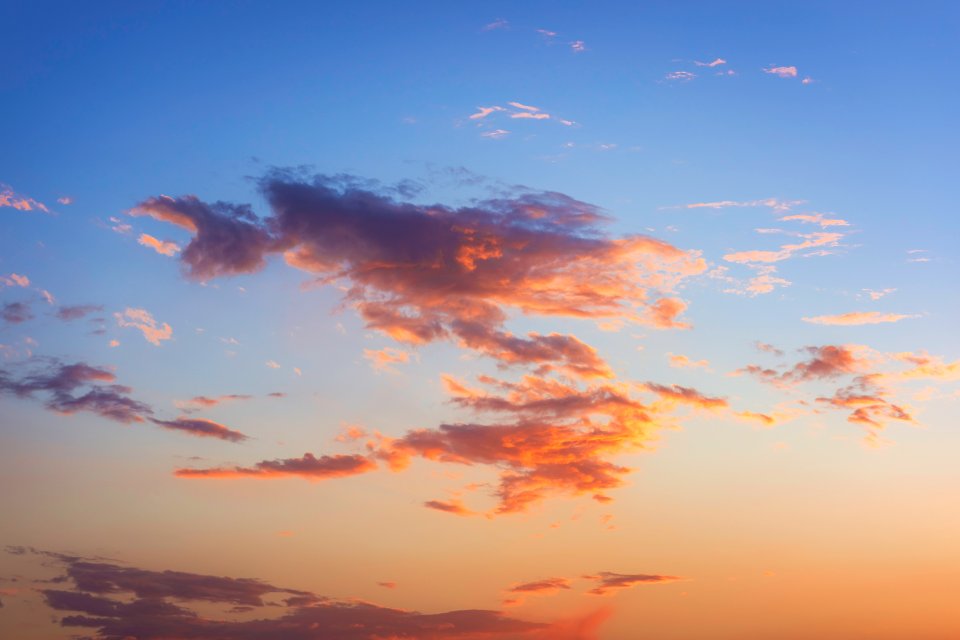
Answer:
764, 65, 798, 78
114, 308, 173, 346
802, 312, 918, 326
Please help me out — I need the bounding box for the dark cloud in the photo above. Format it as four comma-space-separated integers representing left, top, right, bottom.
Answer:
19, 549, 573, 640
583, 571, 680, 595
151, 417, 249, 442
2, 301, 33, 324
174, 453, 376, 479
56, 304, 105, 321
0, 361, 152, 424
131, 172, 704, 375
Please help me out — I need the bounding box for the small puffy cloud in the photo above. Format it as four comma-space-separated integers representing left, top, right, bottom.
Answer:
1, 273, 29, 287
56, 304, 104, 321
764, 65, 798, 78
265, 360, 281, 369
115, 308, 172, 346
802, 312, 918, 326
0, 183, 49, 212
667, 353, 709, 369
2, 301, 33, 324
57, 196, 73, 205
863, 288, 896, 301
364, 347, 411, 373
570, 40, 586, 53
138, 233, 181, 256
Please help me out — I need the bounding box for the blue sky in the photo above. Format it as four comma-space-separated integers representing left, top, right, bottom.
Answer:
1, 3, 959, 639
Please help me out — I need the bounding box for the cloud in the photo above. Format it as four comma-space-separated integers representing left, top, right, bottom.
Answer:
469, 106, 505, 120
128, 196, 273, 279
570, 40, 586, 53
364, 347, 411, 373
584, 572, 681, 595
509, 102, 541, 112
665, 71, 695, 81
0, 361, 153, 424
723, 231, 844, 264
694, 58, 726, 67
2, 301, 33, 324
175, 453, 376, 480
779, 213, 849, 228
802, 312, 918, 326
483, 18, 509, 31
481, 129, 510, 138
265, 360, 281, 369
20, 546, 591, 640
115, 308, 172, 346
424, 499, 475, 516
138, 233, 181, 256
863, 288, 896, 301
56, 304, 104, 321
764, 65, 798, 78
57, 196, 73, 205
175, 394, 253, 412
511, 112, 551, 120
1, 273, 29, 287
0, 183, 49, 213
151, 417, 248, 442
133, 173, 704, 378
666, 198, 804, 213
667, 353, 709, 369
507, 577, 572, 594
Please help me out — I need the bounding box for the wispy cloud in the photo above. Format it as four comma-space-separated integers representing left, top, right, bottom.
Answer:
584, 571, 681, 595
151, 416, 248, 442
764, 65, 798, 78
802, 312, 919, 326
176, 453, 376, 479
364, 347, 411, 373
694, 58, 727, 67
665, 71, 696, 81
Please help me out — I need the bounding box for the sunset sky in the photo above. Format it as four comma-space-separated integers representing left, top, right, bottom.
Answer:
1, 2, 959, 639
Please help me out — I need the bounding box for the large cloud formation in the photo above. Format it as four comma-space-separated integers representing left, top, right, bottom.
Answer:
131, 173, 705, 376
13, 548, 611, 640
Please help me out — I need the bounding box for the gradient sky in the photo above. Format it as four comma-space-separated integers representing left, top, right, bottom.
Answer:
2, 2, 959, 639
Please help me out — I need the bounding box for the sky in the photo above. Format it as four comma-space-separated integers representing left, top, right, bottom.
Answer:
1, 1, 959, 638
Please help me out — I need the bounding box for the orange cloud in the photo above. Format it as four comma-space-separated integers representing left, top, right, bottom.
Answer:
667, 352, 709, 369
0, 183, 49, 212
424, 499, 475, 516
114, 308, 172, 346
802, 312, 918, 326
138, 233, 181, 256
364, 347, 411, 373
